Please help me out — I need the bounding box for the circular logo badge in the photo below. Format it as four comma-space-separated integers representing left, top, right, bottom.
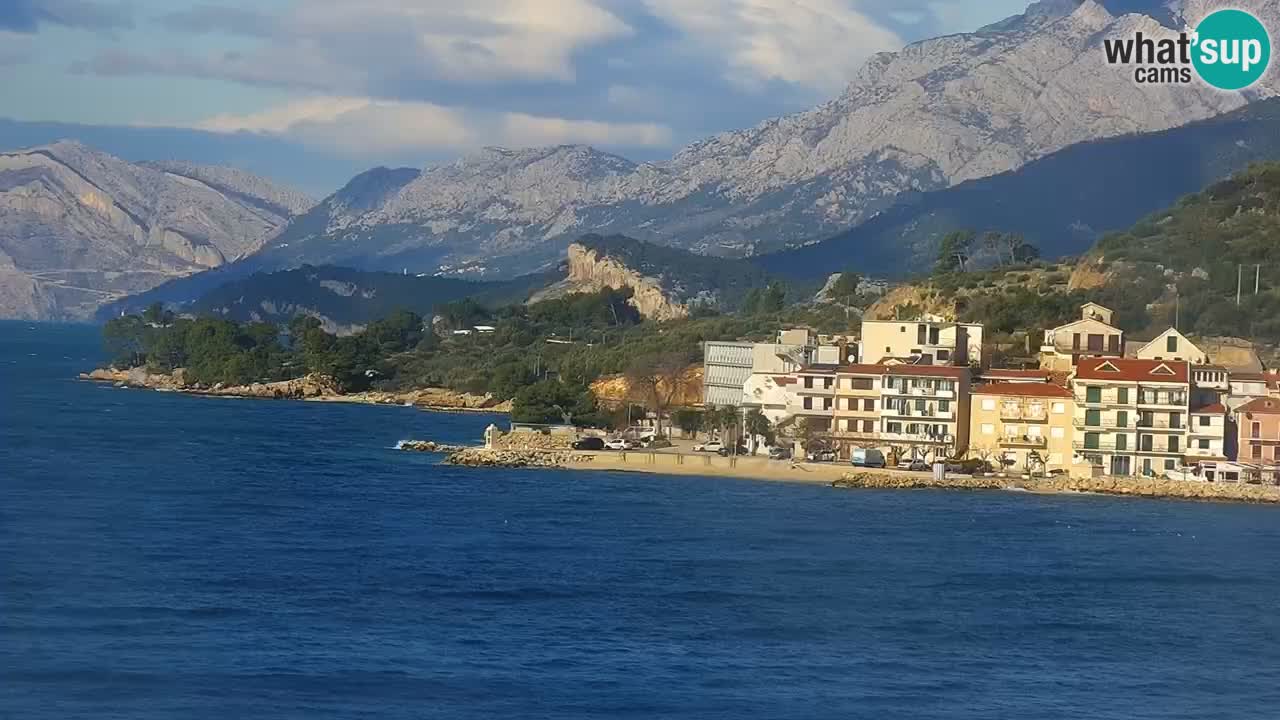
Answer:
1192, 9, 1272, 91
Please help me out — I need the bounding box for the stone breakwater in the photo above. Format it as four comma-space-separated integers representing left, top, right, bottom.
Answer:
395, 440, 466, 453
80, 367, 511, 411
445, 448, 596, 469
833, 472, 1280, 505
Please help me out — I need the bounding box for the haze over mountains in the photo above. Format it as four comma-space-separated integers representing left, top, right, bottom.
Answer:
2, 0, 1279, 320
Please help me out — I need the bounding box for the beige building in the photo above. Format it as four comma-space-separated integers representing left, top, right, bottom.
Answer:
1041, 303, 1124, 372
1237, 397, 1280, 483
1072, 358, 1191, 478
830, 364, 885, 459
1131, 328, 1209, 364
879, 365, 971, 461
860, 316, 983, 367
969, 382, 1075, 475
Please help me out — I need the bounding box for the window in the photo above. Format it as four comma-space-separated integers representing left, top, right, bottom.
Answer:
1052, 402, 1066, 414
1169, 413, 1181, 430
1198, 415, 1210, 426
1109, 335, 1121, 353
1084, 432, 1100, 450
1117, 388, 1128, 404
929, 327, 940, 345
1005, 424, 1020, 437
1273, 447, 1280, 461
1138, 411, 1152, 427
803, 397, 813, 410
1167, 335, 1178, 353
1143, 459, 1154, 477
1051, 427, 1066, 439
863, 420, 875, 433
1087, 334, 1103, 352
1027, 426, 1041, 438
1253, 445, 1263, 459
982, 398, 995, 411
1086, 387, 1101, 403
1115, 434, 1127, 451
863, 399, 875, 412
1168, 436, 1179, 453
823, 377, 833, 389
804, 376, 814, 389
981, 423, 995, 435
938, 399, 951, 413
937, 349, 950, 361
1073, 333, 1081, 350
1085, 410, 1101, 427
915, 399, 927, 414
1116, 411, 1128, 428
1253, 422, 1261, 439
1165, 459, 1176, 470
917, 324, 927, 345
850, 377, 873, 390
1198, 439, 1210, 449
1140, 435, 1153, 451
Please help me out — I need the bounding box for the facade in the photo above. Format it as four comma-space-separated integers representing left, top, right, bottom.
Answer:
879, 365, 971, 461
830, 364, 884, 459
1236, 397, 1280, 483
859, 317, 983, 367
1040, 303, 1124, 371
1131, 328, 1208, 364
701, 341, 754, 407
1071, 358, 1191, 478
788, 365, 839, 434
1187, 402, 1229, 463
969, 382, 1075, 475
740, 373, 796, 425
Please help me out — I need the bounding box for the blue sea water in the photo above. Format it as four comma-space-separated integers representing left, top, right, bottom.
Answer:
3, 322, 1280, 719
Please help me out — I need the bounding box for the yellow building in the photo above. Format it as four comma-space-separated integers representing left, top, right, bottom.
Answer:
969, 381, 1076, 475
830, 364, 885, 459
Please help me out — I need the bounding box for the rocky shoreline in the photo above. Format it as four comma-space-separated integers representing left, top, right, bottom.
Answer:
833, 472, 1280, 505
79, 367, 512, 412
444, 447, 597, 468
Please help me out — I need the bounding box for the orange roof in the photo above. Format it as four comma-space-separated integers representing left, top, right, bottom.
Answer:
1191, 403, 1226, 414
981, 368, 1051, 379
1073, 358, 1190, 383
1238, 397, 1280, 415
974, 382, 1073, 398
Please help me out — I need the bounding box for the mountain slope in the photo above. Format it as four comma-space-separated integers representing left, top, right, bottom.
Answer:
758, 97, 1280, 280
0, 141, 313, 319
252, 0, 1278, 278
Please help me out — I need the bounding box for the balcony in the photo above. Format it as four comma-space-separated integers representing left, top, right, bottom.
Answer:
795, 383, 836, 396
827, 431, 881, 442
1073, 440, 1118, 452
1134, 420, 1185, 433
1137, 396, 1188, 408
881, 431, 954, 445
880, 407, 954, 421
1001, 406, 1049, 422
1000, 434, 1047, 448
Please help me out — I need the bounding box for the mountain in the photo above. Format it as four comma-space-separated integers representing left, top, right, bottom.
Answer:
757, 97, 1280, 281
250, 0, 1278, 279
0, 141, 313, 320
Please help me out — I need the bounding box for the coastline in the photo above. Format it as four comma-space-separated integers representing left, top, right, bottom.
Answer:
79, 367, 512, 413
441, 446, 1280, 505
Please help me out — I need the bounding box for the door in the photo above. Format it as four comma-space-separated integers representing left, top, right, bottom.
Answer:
1110, 455, 1131, 476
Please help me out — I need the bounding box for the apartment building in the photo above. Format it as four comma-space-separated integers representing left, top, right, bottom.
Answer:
969, 382, 1075, 475
1187, 402, 1229, 463
859, 316, 983, 367
787, 364, 839, 434
701, 341, 754, 406
830, 364, 884, 459
1072, 358, 1191, 478
1041, 303, 1124, 371
879, 365, 971, 461
1237, 397, 1280, 482
705, 328, 846, 407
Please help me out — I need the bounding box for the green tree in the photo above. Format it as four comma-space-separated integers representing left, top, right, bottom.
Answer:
742, 408, 775, 454
935, 230, 975, 274
673, 408, 705, 439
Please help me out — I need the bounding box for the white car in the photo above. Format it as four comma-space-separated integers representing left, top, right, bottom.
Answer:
604, 437, 636, 451
693, 441, 724, 453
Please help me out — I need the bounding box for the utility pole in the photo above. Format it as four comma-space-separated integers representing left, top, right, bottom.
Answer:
1237, 264, 1243, 307
1256, 264, 1261, 295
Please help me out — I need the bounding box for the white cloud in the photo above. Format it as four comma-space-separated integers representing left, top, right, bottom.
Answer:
189, 95, 672, 156
644, 0, 904, 94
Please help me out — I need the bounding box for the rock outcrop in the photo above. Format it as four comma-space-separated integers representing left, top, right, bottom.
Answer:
396, 440, 466, 453
0, 141, 311, 320
253, 0, 1279, 278
528, 242, 688, 321
445, 448, 596, 468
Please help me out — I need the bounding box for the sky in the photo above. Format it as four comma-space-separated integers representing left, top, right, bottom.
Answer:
0, 0, 1033, 187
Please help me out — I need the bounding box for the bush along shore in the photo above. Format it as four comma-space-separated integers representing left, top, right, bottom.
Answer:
79, 367, 511, 411
833, 472, 1280, 505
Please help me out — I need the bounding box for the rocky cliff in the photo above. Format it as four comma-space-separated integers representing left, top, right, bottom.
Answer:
0, 141, 312, 320
529, 242, 689, 321
253, 0, 1279, 279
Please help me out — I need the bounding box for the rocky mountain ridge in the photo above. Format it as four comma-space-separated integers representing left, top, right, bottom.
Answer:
257, 0, 1279, 278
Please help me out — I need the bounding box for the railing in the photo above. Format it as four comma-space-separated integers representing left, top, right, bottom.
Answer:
1000, 435, 1047, 448
1073, 440, 1117, 452
1135, 420, 1184, 431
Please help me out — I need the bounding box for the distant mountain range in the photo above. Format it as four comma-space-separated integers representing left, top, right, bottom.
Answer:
243, 0, 1279, 278
0, 141, 313, 320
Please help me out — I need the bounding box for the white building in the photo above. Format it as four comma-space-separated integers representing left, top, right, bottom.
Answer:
859, 316, 983, 367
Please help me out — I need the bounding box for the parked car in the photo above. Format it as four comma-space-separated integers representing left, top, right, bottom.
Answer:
897, 459, 930, 472
572, 437, 605, 451
603, 437, 636, 451
850, 448, 886, 468
945, 458, 991, 475
807, 449, 838, 463
768, 446, 792, 461
693, 441, 724, 453
716, 443, 749, 457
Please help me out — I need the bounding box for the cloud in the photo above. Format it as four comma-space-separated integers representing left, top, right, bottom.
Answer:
0, 31, 34, 65
643, 0, 904, 94
0, 0, 132, 33
155, 4, 277, 38
187, 95, 673, 157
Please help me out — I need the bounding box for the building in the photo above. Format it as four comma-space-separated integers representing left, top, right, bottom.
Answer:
879, 365, 971, 461
740, 374, 796, 425
1130, 328, 1208, 364
1071, 358, 1191, 478
1187, 402, 1229, 464
859, 316, 983, 367
701, 341, 754, 407
969, 381, 1075, 475
787, 364, 839, 434
1191, 365, 1230, 407
830, 364, 885, 459
1236, 397, 1280, 483
1040, 303, 1124, 371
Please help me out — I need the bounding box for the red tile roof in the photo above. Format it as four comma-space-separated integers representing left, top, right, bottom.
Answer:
772, 376, 797, 385
981, 368, 1051, 379
1191, 403, 1226, 414
973, 382, 1073, 398
1073, 357, 1190, 383
837, 363, 888, 375
1238, 397, 1280, 415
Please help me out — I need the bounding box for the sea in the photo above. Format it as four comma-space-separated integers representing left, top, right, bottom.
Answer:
3, 321, 1280, 719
